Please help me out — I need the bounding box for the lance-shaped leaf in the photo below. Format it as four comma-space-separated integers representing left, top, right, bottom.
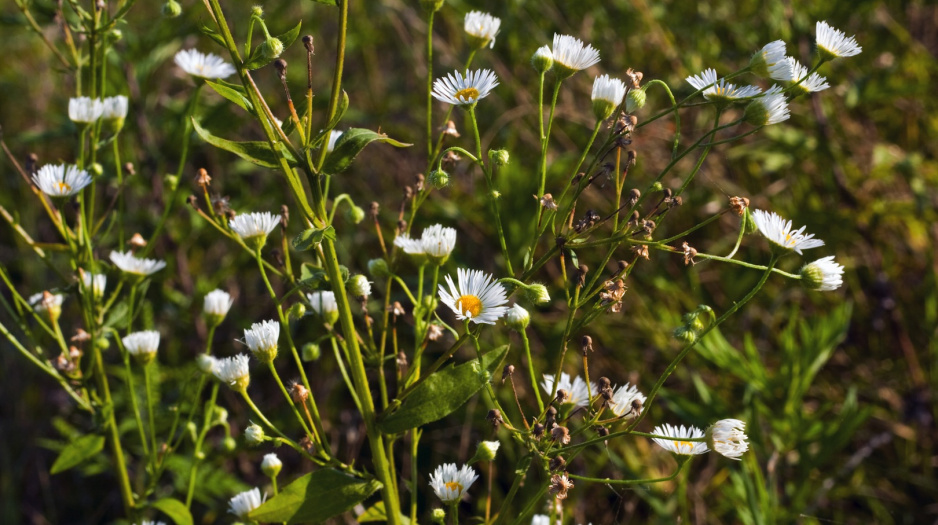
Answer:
321, 128, 411, 174
205, 79, 254, 113
248, 469, 381, 523
293, 225, 336, 252
150, 498, 194, 525
378, 345, 509, 434
243, 21, 303, 70
50, 433, 105, 474
192, 119, 298, 168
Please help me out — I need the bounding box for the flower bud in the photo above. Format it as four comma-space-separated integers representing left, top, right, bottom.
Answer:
524, 283, 551, 306
302, 342, 321, 362
349, 275, 372, 299
626, 88, 646, 113
164, 174, 179, 192
650, 181, 663, 193
262, 37, 285, 62
90, 163, 104, 176
287, 302, 307, 321
213, 406, 228, 424
368, 258, 391, 279
673, 325, 696, 344
245, 424, 266, 445
222, 436, 237, 452
431, 508, 447, 524
162, 0, 182, 17
197, 354, 217, 375
109, 29, 123, 42
531, 45, 553, 73
488, 149, 509, 166
251, 5, 264, 17
348, 205, 366, 224
681, 312, 706, 333
186, 421, 198, 441
96, 337, 110, 351
427, 169, 450, 189
474, 440, 500, 462
261, 453, 282, 477
742, 208, 758, 235
505, 304, 530, 331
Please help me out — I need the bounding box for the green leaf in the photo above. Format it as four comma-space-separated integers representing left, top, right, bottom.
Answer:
192, 119, 297, 168
151, 498, 194, 525
358, 501, 411, 524
104, 301, 129, 329
326, 91, 350, 132
310, 0, 338, 5
321, 128, 411, 175
292, 225, 336, 252
378, 345, 509, 434
249, 469, 381, 524
243, 21, 303, 70
205, 79, 254, 112
50, 434, 105, 474
199, 24, 227, 47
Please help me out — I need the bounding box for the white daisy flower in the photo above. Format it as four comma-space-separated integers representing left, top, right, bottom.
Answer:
751, 209, 825, 255
550, 34, 600, 77
429, 463, 478, 503
706, 419, 749, 460
438, 268, 509, 325
608, 383, 646, 418
32, 164, 93, 198
229, 211, 281, 247
244, 320, 279, 362
531, 515, 559, 525
228, 487, 264, 518
122, 330, 160, 363
307, 291, 339, 324
213, 354, 251, 390
326, 130, 343, 152
591, 74, 627, 120
432, 69, 499, 106
800, 256, 845, 291
203, 289, 233, 322
816, 21, 862, 60
651, 423, 709, 456
109, 250, 167, 276
29, 292, 64, 320
68, 97, 104, 123
175, 49, 237, 79
686, 68, 762, 102
464, 11, 501, 49
82, 271, 107, 300
420, 224, 457, 262
750, 40, 793, 81
745, 85, 790, 126
261, 452, 282, 477
784, 57, 830, 94
393, 233, 425, 255
101, 95, 128, 120
541, 372, 595, 407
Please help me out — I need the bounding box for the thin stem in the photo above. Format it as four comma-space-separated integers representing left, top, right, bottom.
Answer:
144, 363, 159, 466
426, 9, 435, 164
568, 461, 686, 485
519, 330, 544, 413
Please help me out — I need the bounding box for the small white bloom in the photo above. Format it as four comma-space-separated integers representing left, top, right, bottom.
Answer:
29, 292, 64, 317
816, 21, 862, 59
432, 69, 499, 106
137, 521, 167, 525
608, 383, 646, 418
477, 440, 500, 461
686, 68, 762, 102
801, 256, 845, 291
542, 373, 595, 407
393, 233, 424, 255
175, 49, 236, 79
531, 515, 559, 525
68, 97, 104, 123
751, 40, 793, 81
32, 164, 93, 198
429, 463, 478, 503
261, 452, 282, 477
197, 354, 218, 375
420, 224, 457, 261
244, 320, 279, 362
438, 268, 509, 325
307, 291, 338, 317
550, 34, 600, 75
591, 74, 627, 120
229, 211, 281, 243
122, 330, 160, 362
244, 423, 266, 444
464, 11, 501, 49
707, 419, 750, 460
101, 95, 129, 120
348, 275, 372, 298
203, 289, 233, 318
213, 354, 251, 390
82, 271, 107, 299
651, 423, 709, 456
109, 250, 167, 276
745, 85, 790, 126
784, 57, 830, 93
228, 487, 264, 518
326, 130, 343, 152
751, 209, 825, 255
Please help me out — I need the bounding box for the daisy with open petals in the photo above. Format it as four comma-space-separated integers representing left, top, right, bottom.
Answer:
686, 68, 761, 104
464, 11, 500, 50
816, 21, 862, 60
429, 463, 478, 503
751, 209, 824, 255
550, 34, 600, 77
432, 69, 499, 106
229, 211, 281, 248
69, 97, 104, 123
784, 58, 830, 94
541, 373, 595, 407
32, 164, 93, 198
651, 423, 709, 456
213, 354, 251, 391
228, 487, 264, 519
438, 268, 508, 324
110, 250, 167, 276
175, 49, 236, 79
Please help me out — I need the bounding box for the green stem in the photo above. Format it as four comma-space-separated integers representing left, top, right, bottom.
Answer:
426, 9, 435, 164
144, 362, 159, 466
467, 106, 513, 275
94, 341, 135, 515
568, 461, 686, 485
185, 381, 219, 508
519, 330, 544, 413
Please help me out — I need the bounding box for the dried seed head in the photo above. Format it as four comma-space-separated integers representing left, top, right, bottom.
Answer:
549, 455, 567, 472
597, 376, 612, 391
576, 264, 589, 288
550, 425, 571, 444
596, 425, 610, 437
632, 245, 649, 260
630, 397, 643, 417
537, 193, 558, 211
71, 328, 91, 343
487, 409, 503, 428
730, 196, 750, 216
682, 242, 698, 266
501, 364, 515, 383
302, 35, 314, 53
442, 120, 460, 138
427, 323, 443, 341
581, 335, 593, 355
532, 423, 545, 438
280, 205, 290, 228
129, 233, 147, 249
369, 201, 380, 218
628, 188, 641, 206
415, 173, 425, 192
403, 185, 414, 200
274, 58, 287, 79
545, 406, 557, 427
555, 389, 569, 404
396, 351, 408, 369
196, 168, 212, 187
642, 219, 656, 235
549, 473, 574, 500
390, 301, 405, 317
617, 260, 630, 272
186, 195, 198, 209
290, 382, 309, 403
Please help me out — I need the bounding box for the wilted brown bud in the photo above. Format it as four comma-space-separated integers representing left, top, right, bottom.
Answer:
403, 186, 414, 200
627, 150, 637, 167
729, 196, 750, 216
576, 264, 588, 288
390, 301, 405, 317
124, 162, 136, 176
626, 68, 643, 89
581, 335, 593, 355
302, 35, 314, 53
501, 364, 514, 383
630, 397, 643, 417
549, 455, 567, 472
186, 195, 198, 209
396, 351, 408, 369
537, 193, 558, 211
415, 173, 425, 192
369, 201, 380, 218
642, 219, 656, 235
290, 383, 309, 403
25, 153, 39, 174
550, 425, 571, 445
597, 377, 611, 391
442, 120, 460, 138
662, 188, 673, 199
129, 233, 147, 249
572, 172, 585, 185
274, 58, 287, 79
427, 323, 443, 341
545, 406, 557, 428
617, 260, 630, 272
628, 188, 641, 206
68, 346, 82, 360
670, 195, 683, 208
196, 168, 211, 187
632, 244, 650, 260
596, 425, 610, 437
532, 423, 545, 438
71, 328, 91, 343
555, 389, 569, 405
682, 242, 698, 266
487, 409, 503, 428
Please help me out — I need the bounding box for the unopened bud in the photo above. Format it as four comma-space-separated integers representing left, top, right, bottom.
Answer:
489, 149, 509, 166
505, 304, 530, 331
349, 274, 372, 299
431, 508, 447, 524
262, 37, 284, 62
162, 0, 182, 17
626, 88, 646, 113
287, 302, 307, 321
473, 440, 500, 462
348, 205, 366, 224
673, 325, 697, 344
426, 168, 450, 189
222, 436, 237, 452
525, 283, 550, 305
419, 0, 444, 13
301, 342, 321, 361
261, 453, 283, 477
743, 99, 770, 126
368, 258, 391, 278
531, 45, 554, 73
245, 424, 265, 445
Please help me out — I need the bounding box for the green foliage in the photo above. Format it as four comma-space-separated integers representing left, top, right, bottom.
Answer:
321, 128, 412, 175
50, 434, 105, 474
249, 469, 382, 523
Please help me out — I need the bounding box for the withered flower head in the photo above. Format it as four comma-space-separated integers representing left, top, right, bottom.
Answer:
427, 323, 444, 341
532, 422, 545, 438
71, 328, 91, 343
501, 364, 514, 383
390, 301, 406, 317
730, 196, 750, 216
196, 168, 212, 187
581, 335, 593, 355
632, 245, 649, 260
290, 382, 309, 403
549, 455, 567, 472
550, 425, 571, 445
555, 389, 569, 405
442, 120, 460, 138
486, 409, 503, 428
129, 232, 147, 249
626, 68, 643, 88
537, 193, 558, 211
682, 242, 698, 266
549, 473, 574, 500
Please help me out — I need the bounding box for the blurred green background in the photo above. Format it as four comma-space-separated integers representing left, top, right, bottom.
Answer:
1, 0, 936, 523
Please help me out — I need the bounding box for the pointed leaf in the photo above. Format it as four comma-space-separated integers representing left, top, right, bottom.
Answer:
378, 345, 509, 434
205, 79, 254, 112
199, 24, 227, 47
325, 91, 350, 132
50, 433, 105, 474
151, 498, 194, 525
321, 128, 411, 174
248, 469, 381, 524
192, 119, 297, 168
292, 225, 336, 252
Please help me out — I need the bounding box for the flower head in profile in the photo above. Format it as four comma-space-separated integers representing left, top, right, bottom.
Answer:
122, 330, 160, 364
82, 271, 107, 300
744, 85, 790, 126
751, 209, 824, 255
800, 256, 844, 291
307, 291, 339, 324
542, 373, 595, 407
706, 419, 750, 459
750, 40, 793, 81
203, 289, 233, 325
110, 250, 167, 276
429, 463, 478, 503
816, 21, 862, 60
175, 49, 236, 79
652, 423, 709, 456
464, 11, 501, 49
228, 487, 264, 519
438, 268, 509, 324
550, 34, 600, 77
261, 453, 282, 477
686, 68, 761, 104
213, 354, 251, 391
32, 164, 92, 198
608, 383, 646, 418
422, 224, 457, 263
591, 74, 627, 121
505, 304, 530, 331
229, 211, 281, 249
784, 58, 830, 94
531, 45, 554, 73
101, 95, 129, 120
432, 69, 499, 106
29, 292, 64, 322
69, 97, 104, 123
244, 320, 279, 363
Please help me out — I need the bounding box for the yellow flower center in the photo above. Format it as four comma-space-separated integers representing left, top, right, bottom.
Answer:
456, 295, 483, 317
455, 87, 479, 101
445, 481, 463, 492
677, 440, 694, 452
55, 181, 72, 194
